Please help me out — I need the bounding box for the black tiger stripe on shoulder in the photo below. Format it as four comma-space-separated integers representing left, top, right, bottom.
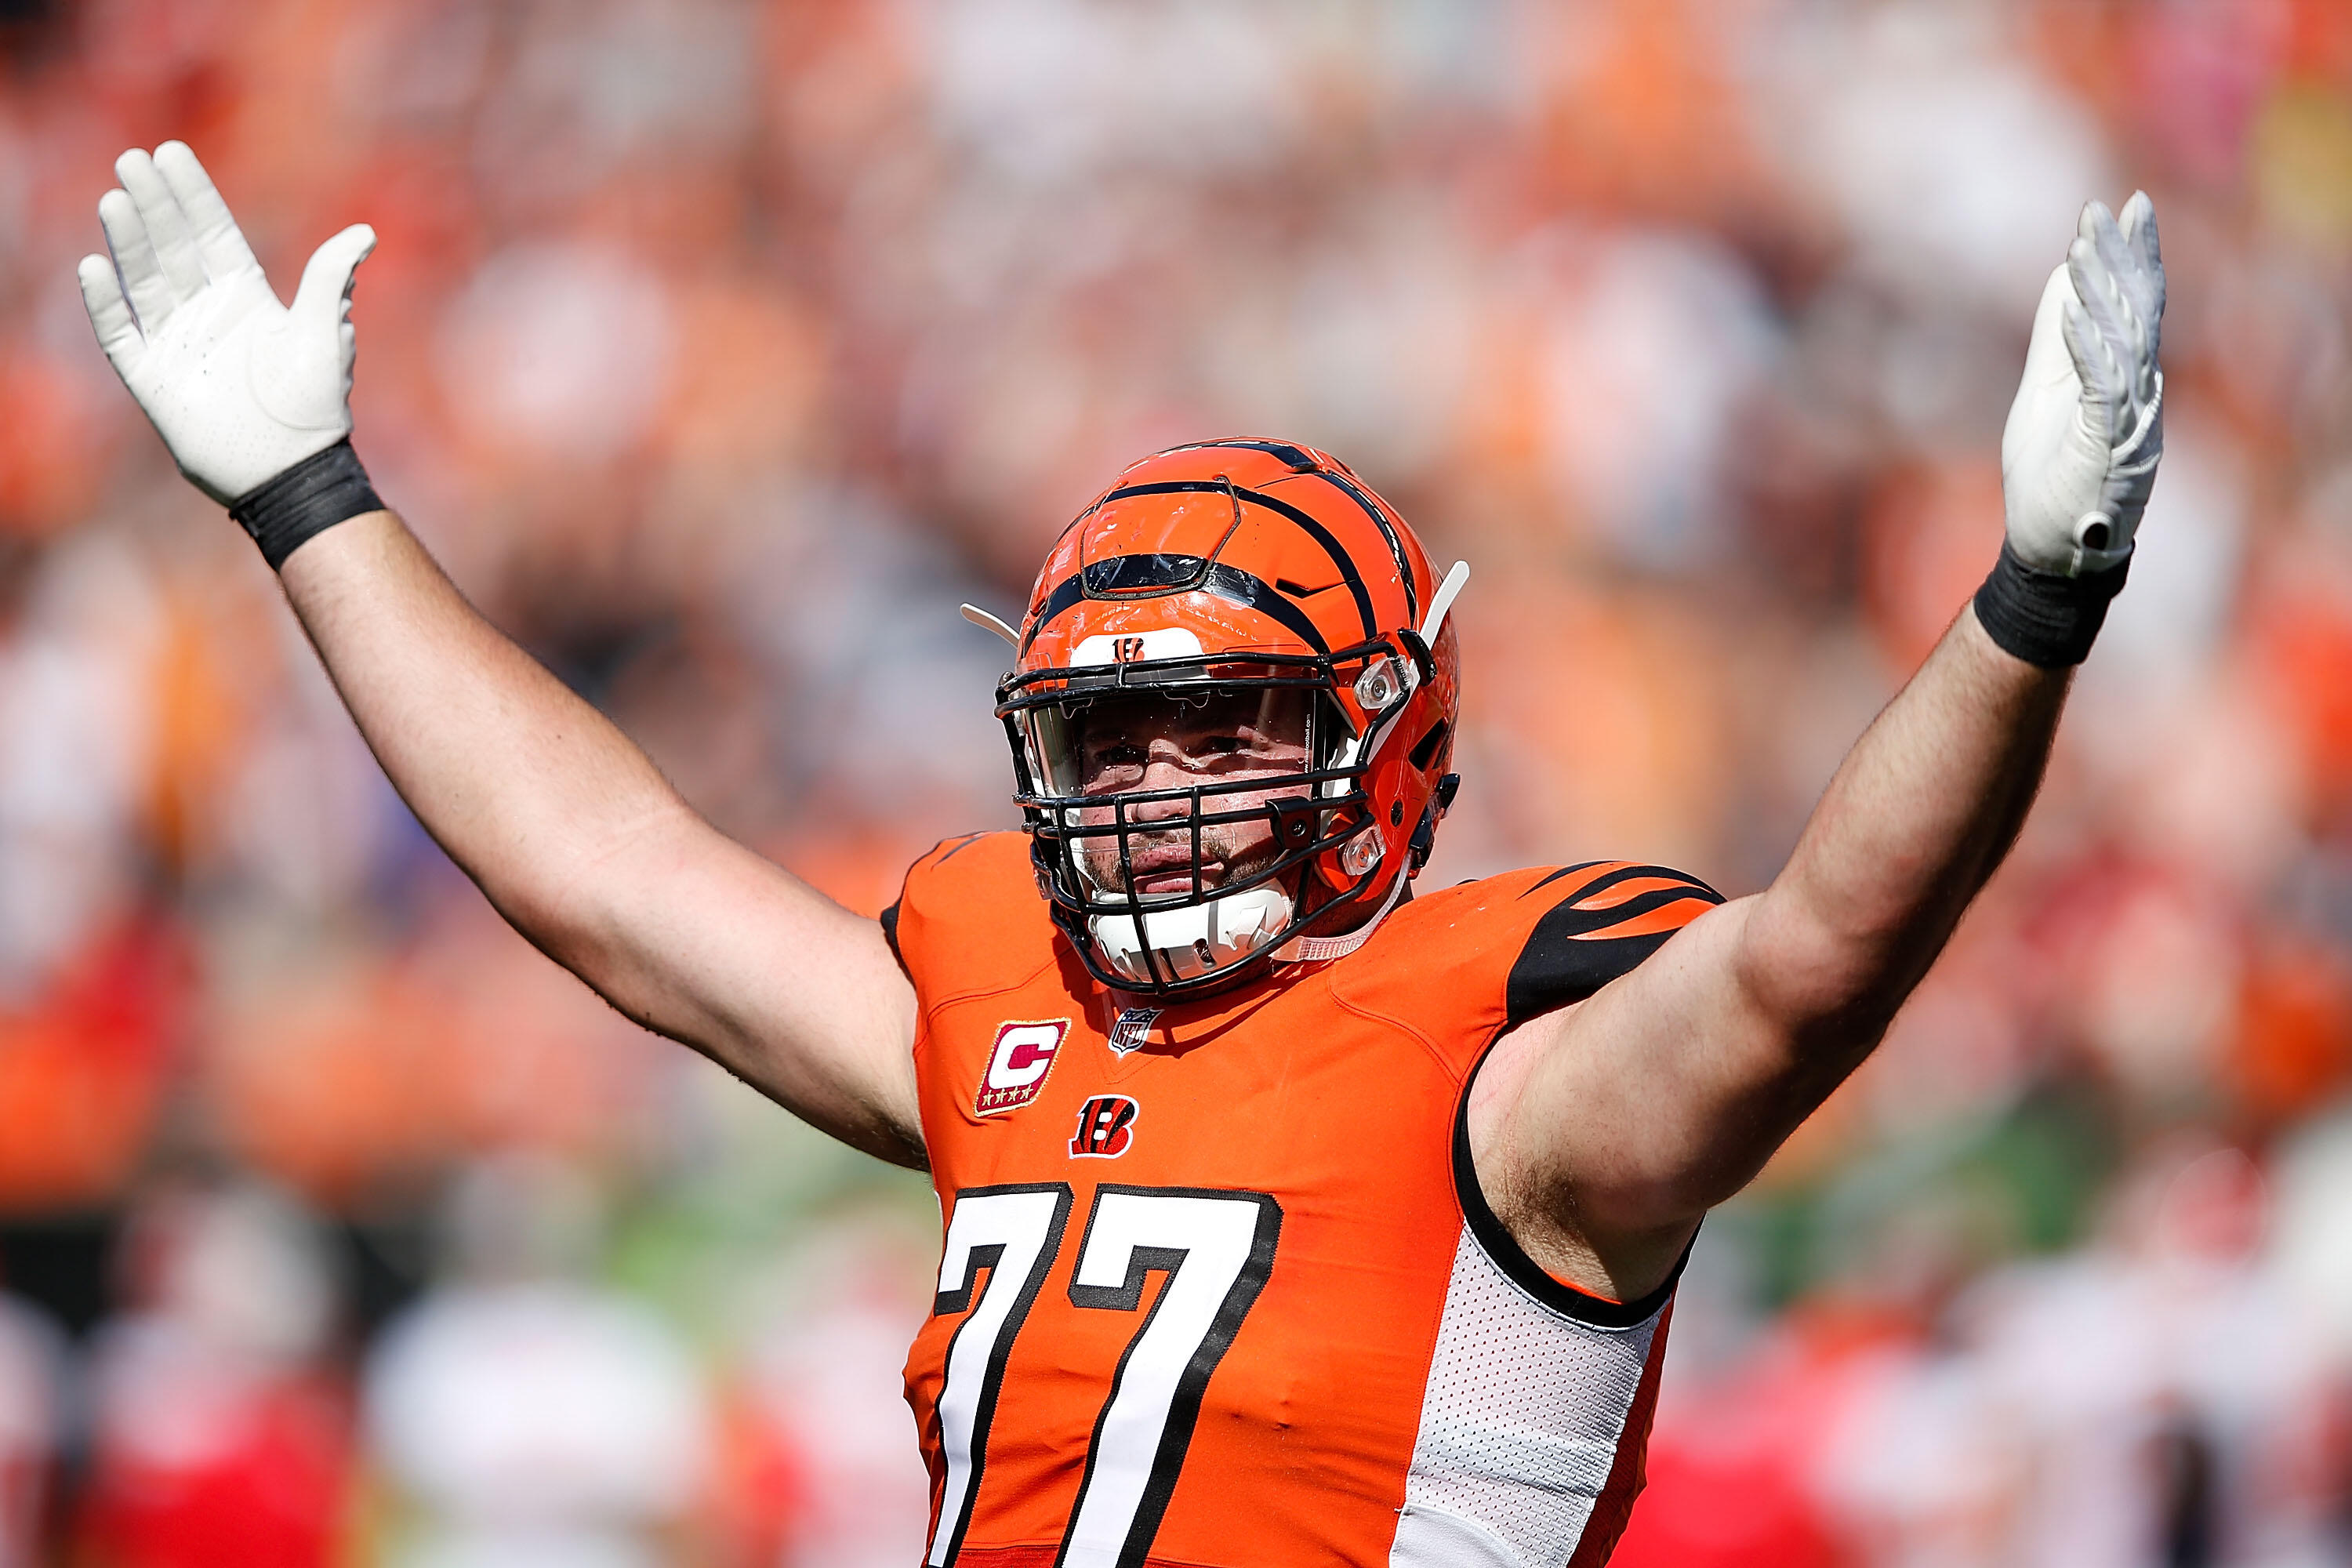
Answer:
1504, 862, 1724, 1026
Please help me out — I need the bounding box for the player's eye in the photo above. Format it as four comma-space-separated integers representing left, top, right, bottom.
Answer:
1083, 741, 1148, 776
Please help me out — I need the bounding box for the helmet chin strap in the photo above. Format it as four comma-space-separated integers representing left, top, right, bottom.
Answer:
1277, 857, 1410, 964
1086, 863, 1404, 985
1087, 884, 1296, 987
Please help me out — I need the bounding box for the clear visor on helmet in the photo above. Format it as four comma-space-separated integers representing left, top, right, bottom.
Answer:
1022, 687, 1312, 796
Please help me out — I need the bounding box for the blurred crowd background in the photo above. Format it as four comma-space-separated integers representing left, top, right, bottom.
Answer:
1, 0, 2350, 1563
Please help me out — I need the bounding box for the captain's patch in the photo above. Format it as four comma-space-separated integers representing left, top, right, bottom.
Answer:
975, 1019, 1069, 1116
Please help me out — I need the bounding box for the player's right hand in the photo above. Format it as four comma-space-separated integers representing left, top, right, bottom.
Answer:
1999, 193, 2165, 577
78, 143, 376, 506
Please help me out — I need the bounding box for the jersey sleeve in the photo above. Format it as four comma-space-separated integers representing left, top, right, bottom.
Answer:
1328, 858, 1725, 1079
1501, 861, 1725, 1026
880, 830, 1062, 1006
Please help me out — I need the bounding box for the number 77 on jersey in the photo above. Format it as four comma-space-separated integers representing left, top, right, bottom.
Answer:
924, 1184, 1281, 1568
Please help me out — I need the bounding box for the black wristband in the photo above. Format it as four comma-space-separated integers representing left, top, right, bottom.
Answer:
1971, 539, 2131, 667
227, 440, 383, 571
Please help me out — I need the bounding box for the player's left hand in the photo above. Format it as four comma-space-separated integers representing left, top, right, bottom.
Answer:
2000, 193, 2165, 577
78, 142, 376, 506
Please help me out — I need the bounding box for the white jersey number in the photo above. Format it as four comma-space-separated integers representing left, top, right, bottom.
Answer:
1060, 1186, 1283, 1568
924, 1184, 1283, 1568
927, 1185, 1074, 1567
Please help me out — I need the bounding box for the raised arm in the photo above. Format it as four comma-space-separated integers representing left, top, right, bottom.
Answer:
278, 514, 923, 1166
1475, 194, 2167, 1299
80, 143, 923, 1167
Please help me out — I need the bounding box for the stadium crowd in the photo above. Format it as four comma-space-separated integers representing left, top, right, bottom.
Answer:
2, 0, 2351, 1562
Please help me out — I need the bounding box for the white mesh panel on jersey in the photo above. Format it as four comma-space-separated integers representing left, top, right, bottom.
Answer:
1389, 1225, 1664, 1568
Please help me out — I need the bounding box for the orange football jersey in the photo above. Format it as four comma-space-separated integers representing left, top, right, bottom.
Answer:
885, 832, 1722, 1568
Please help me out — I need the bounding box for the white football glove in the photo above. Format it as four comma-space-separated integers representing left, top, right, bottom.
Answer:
78, 142, 375, 506
2000, 193, 2165, 577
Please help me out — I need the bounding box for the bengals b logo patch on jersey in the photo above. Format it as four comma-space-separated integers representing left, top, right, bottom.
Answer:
975, 1020, 1069, 1115
1069, 1094, 1138, 1158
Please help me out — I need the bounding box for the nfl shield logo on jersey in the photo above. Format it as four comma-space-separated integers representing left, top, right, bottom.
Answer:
975, 1020, 1069, 1116
1106, 1007, 1159, 1056
1069, 1094, 1138, 1158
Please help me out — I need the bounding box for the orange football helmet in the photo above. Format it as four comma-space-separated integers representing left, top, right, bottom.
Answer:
987, 438, 1466, 995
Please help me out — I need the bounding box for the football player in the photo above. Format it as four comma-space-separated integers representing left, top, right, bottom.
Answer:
80, 143, 2161, 1566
